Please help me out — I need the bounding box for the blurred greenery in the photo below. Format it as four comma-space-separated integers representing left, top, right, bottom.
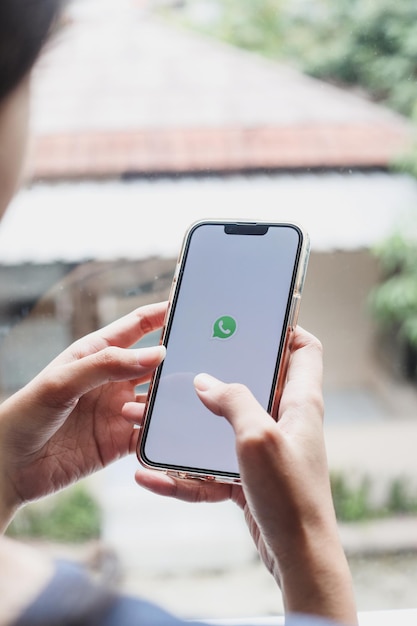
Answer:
331, 473, 372, 522
203, 0, 285, 57
7, 484, 101, 543
160, 0, 285, 56
387, 476, 417, 514
369, 232, 417, 377
331, 472, 417, 522
162, 0, 417, 118
5, 472, 417, 536
283, 0, 417, 118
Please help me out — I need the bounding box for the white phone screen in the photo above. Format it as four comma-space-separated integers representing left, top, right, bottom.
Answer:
140, 222, 303, 478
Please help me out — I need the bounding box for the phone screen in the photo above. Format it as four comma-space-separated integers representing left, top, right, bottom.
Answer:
139, 222, 305, 480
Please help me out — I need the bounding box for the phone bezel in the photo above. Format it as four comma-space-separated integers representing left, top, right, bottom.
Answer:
137, 219, 310, 484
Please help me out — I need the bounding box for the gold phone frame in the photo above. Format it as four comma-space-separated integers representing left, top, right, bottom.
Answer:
137, 219, 310, 485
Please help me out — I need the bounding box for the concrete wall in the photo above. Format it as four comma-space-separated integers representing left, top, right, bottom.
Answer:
300, 249, 381, 389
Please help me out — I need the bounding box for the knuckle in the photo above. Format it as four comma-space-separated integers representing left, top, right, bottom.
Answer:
238, 420, 278, 457
308, 391, 325, 418
222, 382, 250, 403
96, 346, 121, 369
311, 336, 323, 355
295, 327, 323, 357
32, 372, 74, 410
137, 307, 158, 336
304, 333, 323, 356
297, 388, 324, 418
312, 388, 325, 412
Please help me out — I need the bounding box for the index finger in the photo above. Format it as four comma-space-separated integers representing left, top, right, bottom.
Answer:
278, 326, 324, 423
55, 301, 168, 365
135, 468, 236, 504
100, 301, 168, 348
286, 326, 323, 386
71, 302, 167, 357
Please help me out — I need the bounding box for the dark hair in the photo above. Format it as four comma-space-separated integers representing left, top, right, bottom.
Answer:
0, 0, 65, 102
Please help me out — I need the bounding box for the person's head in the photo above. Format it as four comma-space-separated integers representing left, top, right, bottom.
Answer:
0, 0, 64, 217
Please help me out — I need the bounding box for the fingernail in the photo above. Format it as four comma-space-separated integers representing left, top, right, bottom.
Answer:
194, 373, 220, 391
136, 345, 166, 366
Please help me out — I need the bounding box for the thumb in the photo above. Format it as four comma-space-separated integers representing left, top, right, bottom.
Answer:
31, 345, 166, 408
193, 373, 270, 438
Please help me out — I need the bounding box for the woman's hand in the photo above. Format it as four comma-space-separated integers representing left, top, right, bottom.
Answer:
135, 327, 358, 625
0, 301, 167, 531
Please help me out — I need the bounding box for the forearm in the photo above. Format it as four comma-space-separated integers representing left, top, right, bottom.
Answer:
0, 395, 23, 533
0, 506, 17, 533
279, 522, 358, 626
0, 476, 19, 533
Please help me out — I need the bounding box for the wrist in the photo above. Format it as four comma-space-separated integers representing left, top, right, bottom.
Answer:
0, 468, 20, 533
278, 518, 358, 626
0, 401, 24, 533
0, 502, 19, 534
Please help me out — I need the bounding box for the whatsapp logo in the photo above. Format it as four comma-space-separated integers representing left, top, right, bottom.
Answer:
212, 315, 237, 340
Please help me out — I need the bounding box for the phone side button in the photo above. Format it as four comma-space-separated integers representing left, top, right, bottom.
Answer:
289, 295, 301, 330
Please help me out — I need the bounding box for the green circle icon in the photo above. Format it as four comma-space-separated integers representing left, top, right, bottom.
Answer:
212, 315, 237, 339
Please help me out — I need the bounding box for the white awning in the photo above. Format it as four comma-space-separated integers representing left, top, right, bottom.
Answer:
1, 171, 417, 264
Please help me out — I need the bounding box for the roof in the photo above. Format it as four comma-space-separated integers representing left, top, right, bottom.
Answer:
28, 0, 413, 179
2, 172, 417, 264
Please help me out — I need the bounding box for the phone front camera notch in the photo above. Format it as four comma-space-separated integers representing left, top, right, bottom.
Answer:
224, 223, 269, 236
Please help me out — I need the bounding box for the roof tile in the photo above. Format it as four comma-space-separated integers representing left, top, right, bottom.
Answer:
30, 124, 412, 180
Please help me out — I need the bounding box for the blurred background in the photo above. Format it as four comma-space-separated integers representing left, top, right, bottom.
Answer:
3, 0, 417, 620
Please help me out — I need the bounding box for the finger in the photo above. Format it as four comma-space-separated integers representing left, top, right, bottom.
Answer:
127, 372, 154, 389
100, 301, 168, 348
53, 301, 168, 365
286, 326, 323, 388
135, 468, 233, 503
193, 374, 269, 439
121, 401, 146, 425
30, 345, 166, 408
120, 393, 149, 424
278, 326, 324, 423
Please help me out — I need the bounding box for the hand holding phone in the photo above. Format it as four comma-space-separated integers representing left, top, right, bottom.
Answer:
136, 326, 358, 626
137, 220, 310, 483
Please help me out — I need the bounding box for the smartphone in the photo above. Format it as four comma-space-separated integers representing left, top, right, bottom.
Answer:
137, 220, 310, 484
